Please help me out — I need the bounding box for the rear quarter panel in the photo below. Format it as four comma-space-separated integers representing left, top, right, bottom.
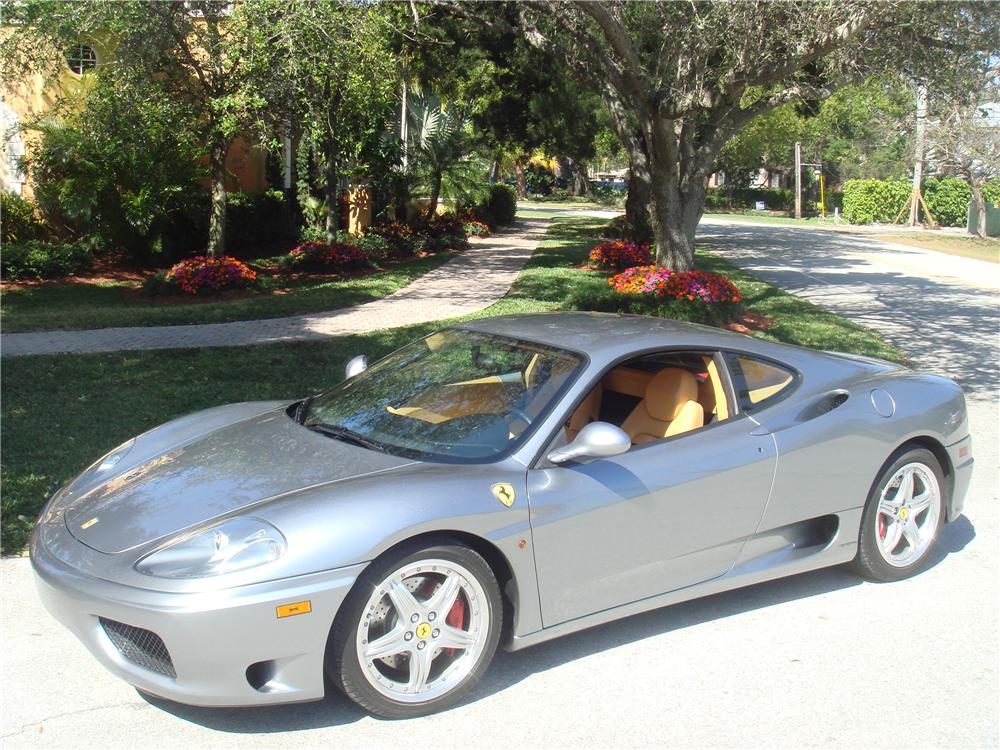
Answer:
753, 369, 967, 538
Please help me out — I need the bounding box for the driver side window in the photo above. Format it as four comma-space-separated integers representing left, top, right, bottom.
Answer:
565, 351, 732, 447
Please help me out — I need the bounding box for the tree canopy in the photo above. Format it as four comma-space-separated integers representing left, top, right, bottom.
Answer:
461, 0, 998, 268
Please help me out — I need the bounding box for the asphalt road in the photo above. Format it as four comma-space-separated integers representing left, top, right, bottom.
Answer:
2, 219, 997, 749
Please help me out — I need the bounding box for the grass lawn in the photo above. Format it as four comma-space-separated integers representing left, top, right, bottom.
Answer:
871, 232, 999, 263
0, 253, 455, 333
703, 211, 837, 227
0, 215, 902, 553
519, 198, 623, 212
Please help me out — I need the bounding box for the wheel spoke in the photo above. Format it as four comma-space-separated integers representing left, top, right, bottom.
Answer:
436, 623, 478, 651
364, 625, 411, 661
407, 646, 434, 692
387, 579, 421, 623
878, 497, 900, 516
882, 519, 904, 553
901, 518, 922, 550
909, 490, 934, 513
894, 470, 914, 504
425, 572, 462, 616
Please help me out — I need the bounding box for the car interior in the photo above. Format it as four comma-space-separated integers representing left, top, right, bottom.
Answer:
565, 352, 731, 445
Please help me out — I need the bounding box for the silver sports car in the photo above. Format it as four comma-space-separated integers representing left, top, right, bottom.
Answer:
31, 312, 973, 718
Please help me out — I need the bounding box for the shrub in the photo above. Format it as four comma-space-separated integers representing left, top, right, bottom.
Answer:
353, 232, 392, 260
603, 213, 654, 244
923, 177, 971, 227
1, 240, 92, 280
413, 211, 468, 253
705, 186, 795, 212
588, 240, 652, 270
474, 184, 517, 228
370, 223, 418, 257
842, 179, 910, 224
226, 190, 294, 253
464, 220, 491, 237
280, 241, 369, 272
585, 265, 743, 325
27, 82, 203, 259
1, 193, 45, 244
152, 255, 257, 295
417, 210, 466, 239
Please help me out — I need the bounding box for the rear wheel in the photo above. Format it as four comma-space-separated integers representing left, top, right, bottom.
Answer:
328, 540, 501, 719
852, 447, 945, 582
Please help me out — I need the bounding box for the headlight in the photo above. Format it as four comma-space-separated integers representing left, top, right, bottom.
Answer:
135, 517, 286, 578
94, 438, 135, 473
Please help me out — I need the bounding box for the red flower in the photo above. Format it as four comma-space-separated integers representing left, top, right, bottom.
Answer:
164, 256, 256, 295
607, 265, 742, 304
588, 241, 652, 270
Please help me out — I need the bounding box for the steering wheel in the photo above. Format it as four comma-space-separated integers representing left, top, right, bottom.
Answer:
508, 407, 533, 426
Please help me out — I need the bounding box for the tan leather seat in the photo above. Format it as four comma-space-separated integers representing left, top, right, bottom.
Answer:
565, 386, 603, 441
620, 368, 704, 445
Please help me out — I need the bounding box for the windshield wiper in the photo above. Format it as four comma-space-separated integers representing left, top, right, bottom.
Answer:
306, 423, 388, 453
294, 395, 314, 425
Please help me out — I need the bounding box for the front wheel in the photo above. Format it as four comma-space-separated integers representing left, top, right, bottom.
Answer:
327, 540, 502, 719
851, 447, 946, 582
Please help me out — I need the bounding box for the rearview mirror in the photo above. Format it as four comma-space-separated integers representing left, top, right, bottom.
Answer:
546, 422, 631, 465
345, 354, 368, 379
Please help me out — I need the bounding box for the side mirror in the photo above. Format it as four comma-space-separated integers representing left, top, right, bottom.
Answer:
546, 422, 631, 465
345, 354, 368, 379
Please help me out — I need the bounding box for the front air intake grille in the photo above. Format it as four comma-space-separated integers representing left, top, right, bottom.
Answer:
100, 618, 176, 678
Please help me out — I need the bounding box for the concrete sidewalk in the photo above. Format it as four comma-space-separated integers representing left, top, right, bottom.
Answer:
0, 219, 550, 358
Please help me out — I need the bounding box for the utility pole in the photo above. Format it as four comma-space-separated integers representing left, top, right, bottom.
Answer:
908, 82, 928, 226
794, 141, 802, 219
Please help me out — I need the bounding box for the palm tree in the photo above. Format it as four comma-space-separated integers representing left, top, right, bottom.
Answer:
404, 94, 487, 214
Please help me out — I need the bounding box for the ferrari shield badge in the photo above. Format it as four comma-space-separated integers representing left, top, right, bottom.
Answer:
491, 483, 516, 507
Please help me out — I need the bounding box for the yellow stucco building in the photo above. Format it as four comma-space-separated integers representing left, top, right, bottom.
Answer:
1, 36, 268, 198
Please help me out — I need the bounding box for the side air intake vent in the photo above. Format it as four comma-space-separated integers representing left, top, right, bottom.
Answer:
816, 390, 849, 416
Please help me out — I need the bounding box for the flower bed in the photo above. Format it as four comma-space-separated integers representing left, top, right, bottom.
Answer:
588, 240, 652, 270
281, 241, 370, 272
596, 265, 743, 324
152, 255, 257, 295
464, 220, 491, 238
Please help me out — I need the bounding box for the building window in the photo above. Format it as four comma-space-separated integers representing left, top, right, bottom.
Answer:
66, 44, 98, 75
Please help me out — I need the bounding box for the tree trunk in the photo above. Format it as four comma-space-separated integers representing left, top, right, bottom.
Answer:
513, 159, 528, 199
573, 161, 592, 196
490, 156, 501, 184
428, 169, 442, 215
971, 180, 988, 239
207, 140, 229, 257
323, 139, 339, 245
621, 131, 652, 240
646, 120, 707, 272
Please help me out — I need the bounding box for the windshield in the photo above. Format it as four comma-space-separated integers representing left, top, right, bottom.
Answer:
301, 329, 584, 462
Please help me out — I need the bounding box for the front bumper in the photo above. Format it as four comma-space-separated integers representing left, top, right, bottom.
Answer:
30, 530, 367, 707
945, 434, 974, 522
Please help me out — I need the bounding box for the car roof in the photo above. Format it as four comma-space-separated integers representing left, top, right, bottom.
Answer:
455, 312, 791, 364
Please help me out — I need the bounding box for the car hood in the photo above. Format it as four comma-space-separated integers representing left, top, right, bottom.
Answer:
62, 405, 415, 553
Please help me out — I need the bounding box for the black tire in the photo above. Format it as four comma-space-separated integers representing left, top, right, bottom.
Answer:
327, 539, 502, 719
851, 446, 947, 582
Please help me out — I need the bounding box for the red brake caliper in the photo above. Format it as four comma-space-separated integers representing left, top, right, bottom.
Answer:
444, 594, 466, 656
878, 514, 886, 539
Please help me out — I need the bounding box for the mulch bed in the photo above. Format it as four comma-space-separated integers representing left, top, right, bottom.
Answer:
723, 311, 776, 334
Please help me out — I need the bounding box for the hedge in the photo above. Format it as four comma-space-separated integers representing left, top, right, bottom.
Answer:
705, 186, 795, 212
1, 240, 92, 280
843, 177, 1000, 227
